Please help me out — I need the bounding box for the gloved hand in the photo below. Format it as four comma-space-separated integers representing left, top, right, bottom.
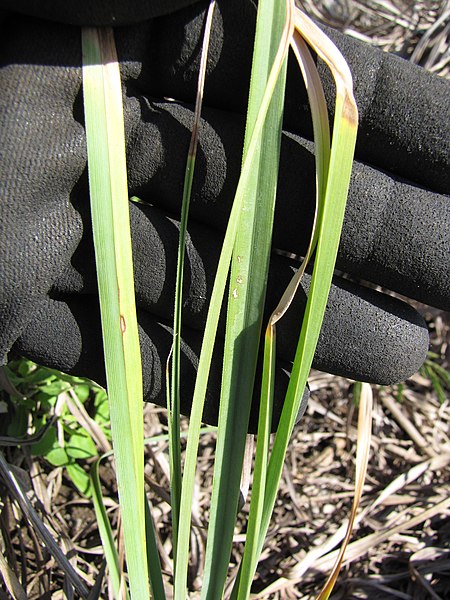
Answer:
1, 0, 449, 428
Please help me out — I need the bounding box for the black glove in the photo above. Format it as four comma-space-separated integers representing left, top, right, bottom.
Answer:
1, 0, 449, 428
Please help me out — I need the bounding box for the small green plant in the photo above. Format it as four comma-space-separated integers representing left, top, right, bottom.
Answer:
420, 352, 450, 404
2, 358, 110, 496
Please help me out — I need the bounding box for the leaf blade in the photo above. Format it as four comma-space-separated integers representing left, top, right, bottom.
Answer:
82, 27, 148, 599
201, 1, 293, 597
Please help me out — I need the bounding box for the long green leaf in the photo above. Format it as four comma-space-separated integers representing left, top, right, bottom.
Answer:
168, 0, 216, 562
81, 28, 148, 599
256, 6, 359, 561
90, 459, 127, 599
233, 28, 331, 599
91, 460, 166, 599
201, 1, 292, 597
144, 495, 166, 600
173, 4, 294, 597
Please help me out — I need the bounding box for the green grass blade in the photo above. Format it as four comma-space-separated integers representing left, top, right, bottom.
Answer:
90, 459, 128, 599
201, 1, 293, 597
255, 6, 359, 561
173, 4, 294, 597
168, 0, 216, 561
144, 495, 166, 600
81, 28, 148, 599
233, 27, 332, 597
91, 462, 165, 599
231, 324, 275, 600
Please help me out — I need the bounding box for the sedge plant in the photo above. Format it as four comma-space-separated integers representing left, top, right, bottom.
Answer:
81, 0, 364, 597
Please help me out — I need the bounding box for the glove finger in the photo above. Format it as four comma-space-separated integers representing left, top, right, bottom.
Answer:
11, 295, 309, 431
144, 0, 449, 194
